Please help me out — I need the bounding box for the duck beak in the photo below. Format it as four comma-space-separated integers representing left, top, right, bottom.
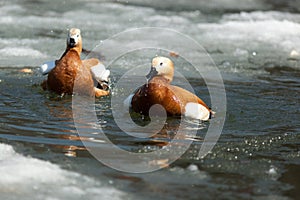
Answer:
146, 66, 158, 81
69, 37, 76, 47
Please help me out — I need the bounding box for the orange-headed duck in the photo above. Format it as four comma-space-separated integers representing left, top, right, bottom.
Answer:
41, 28, 109, 97
125, 56, 213, 121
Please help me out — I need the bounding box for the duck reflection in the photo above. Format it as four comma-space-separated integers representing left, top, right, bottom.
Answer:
43, 96, 94, 157
130, 115, 205, 147
43, 93, 206, 159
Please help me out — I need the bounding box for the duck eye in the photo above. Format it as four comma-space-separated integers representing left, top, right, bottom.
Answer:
160, 62, 163, 66
77, 34, 79, 37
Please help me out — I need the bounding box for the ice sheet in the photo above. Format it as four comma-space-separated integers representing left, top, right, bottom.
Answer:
0, 143, 125, 200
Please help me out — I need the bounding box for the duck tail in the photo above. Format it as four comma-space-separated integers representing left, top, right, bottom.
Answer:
209, 109, 216, 119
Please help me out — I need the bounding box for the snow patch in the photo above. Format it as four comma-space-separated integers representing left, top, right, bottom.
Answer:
0, 47, 46, 58
0, 143, 125, 200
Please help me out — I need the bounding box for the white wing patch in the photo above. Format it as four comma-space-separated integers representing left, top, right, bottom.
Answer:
123, 94, 134, 108
40, 60, 55, 75
90, 63, 110, 82
185, 102, 210, 121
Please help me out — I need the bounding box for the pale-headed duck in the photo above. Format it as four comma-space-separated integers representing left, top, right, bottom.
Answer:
41, 28, 109, 97
126, 56, 213, 121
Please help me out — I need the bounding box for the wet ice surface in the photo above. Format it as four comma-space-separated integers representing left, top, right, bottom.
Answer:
0, 0, 300, 199
0, 143, 126, 200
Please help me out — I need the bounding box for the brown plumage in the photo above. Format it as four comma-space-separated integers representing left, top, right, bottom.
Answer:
42, 28, 109, 97
130, 56, 213, 120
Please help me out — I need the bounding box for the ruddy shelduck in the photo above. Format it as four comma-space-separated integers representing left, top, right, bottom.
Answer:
125, 56, 213, 121
42, 28, 109, 97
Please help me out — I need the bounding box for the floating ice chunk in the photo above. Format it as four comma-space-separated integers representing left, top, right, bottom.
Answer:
0, 47, 46, 57
223, 11, 300, 23
268, 167, 277, 175
0, 143, 126, 200
187, 164, 199, 172
233, 48, 248, 57
289, 50, 300, 60
266, 165, 279, 180
116, 0, 269, 12
199, 19, 300, 52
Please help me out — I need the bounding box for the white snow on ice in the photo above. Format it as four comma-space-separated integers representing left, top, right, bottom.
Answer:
0, 143, 126, 200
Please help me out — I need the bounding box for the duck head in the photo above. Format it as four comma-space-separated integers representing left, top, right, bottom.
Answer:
146, 56, 174, 83
67, 28, 82, 51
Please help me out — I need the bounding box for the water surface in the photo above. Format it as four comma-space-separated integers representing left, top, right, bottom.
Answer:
0, 0, 299, 199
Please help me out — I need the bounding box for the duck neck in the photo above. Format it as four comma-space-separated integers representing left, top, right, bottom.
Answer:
150, 76, 170, 84
60, 45, 82, 59
68, 44, 82, 55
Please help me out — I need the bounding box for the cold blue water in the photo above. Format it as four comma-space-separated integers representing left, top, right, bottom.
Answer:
0, 0, 299, 199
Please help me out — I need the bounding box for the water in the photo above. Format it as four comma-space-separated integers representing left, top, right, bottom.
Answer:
0, 0, 299, 199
